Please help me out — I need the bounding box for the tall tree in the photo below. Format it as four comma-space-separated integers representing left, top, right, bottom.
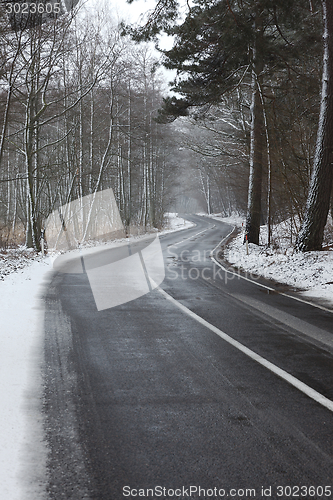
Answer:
0, 7, 206, 248
246, 3, 265, 245
127, 0, 320, 244
295, 0, 333, 251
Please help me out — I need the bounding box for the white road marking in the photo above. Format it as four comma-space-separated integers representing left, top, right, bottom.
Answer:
153, 282, 333, 413
231, 293, 333, 350
171, 225, 215, 247
211, 225, 333, 313
212, 255, 275, 292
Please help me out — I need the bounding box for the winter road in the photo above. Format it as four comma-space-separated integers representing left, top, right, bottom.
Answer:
43, 215, 333, 500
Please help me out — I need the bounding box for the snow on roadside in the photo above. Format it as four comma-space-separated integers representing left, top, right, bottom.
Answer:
208, 212, 245, 228
0, 257, 51, 500
211, 214, 333, 308
0, 247, 42, 281
0, 213, 192, 500
160, 212, 195, 234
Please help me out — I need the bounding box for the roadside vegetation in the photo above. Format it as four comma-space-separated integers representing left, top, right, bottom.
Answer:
0, 3, 181, 251
126, 0, 333, 251
0, 0, 332, 258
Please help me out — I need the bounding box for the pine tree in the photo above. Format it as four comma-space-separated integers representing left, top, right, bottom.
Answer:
295, 0, 333, 251
154, 0, 265, 243
126, 0, 321, 244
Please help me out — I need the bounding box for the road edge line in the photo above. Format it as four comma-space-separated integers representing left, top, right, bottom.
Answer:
154, 282, 333, 413
210, 224, 333, 313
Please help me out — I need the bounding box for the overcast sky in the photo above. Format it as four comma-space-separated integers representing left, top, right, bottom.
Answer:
86, 0, 177, 89
84, 0, 176, 48
84, 0, 159, 28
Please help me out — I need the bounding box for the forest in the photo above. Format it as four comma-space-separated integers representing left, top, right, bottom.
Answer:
0, 0, 332, 252
0, 1, 181, 251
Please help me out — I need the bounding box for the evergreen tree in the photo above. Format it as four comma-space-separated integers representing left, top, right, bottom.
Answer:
295, 0, 333, 251
125, 0, 320, 244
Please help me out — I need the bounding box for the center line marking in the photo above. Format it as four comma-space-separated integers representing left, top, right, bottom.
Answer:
153, 282, 333, 413
171, 225, 215, 246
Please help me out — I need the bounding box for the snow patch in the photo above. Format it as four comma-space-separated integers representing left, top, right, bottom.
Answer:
0, 247, 41, 280
0, 258, 51, 500
212, 214, 333, 308
207, 212, 245, 227
160, 213, 195, 233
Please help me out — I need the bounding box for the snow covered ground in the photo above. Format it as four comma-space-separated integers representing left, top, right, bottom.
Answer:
0, 213, 193, 500
0, 247, 42, 281
210, 213, 333, 309
0, 257, 51, 500
161, 212, 195, 233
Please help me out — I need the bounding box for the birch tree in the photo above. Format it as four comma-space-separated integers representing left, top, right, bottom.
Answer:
0, 9, 180, 247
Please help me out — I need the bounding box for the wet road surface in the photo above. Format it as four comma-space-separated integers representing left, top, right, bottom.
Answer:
43, 215, 333, 500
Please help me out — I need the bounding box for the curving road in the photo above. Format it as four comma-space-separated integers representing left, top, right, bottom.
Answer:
43, 215, 333, 500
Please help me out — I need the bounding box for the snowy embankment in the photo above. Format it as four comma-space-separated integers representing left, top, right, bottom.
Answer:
0, 256, 50, 500
210, 214, 333, 308
161, 212, 194, 234
0, 213, 193, 500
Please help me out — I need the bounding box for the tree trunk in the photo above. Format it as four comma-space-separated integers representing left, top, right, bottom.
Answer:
25, 74, 41, 251
126, 80, 132, 227
244, 6, 265, 245
295, 0, 333, 251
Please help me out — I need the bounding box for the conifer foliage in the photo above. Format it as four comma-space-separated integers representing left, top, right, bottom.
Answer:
128, 0, 321, 245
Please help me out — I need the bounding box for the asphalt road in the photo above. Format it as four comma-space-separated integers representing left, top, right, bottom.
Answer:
43, 215, 333, 500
